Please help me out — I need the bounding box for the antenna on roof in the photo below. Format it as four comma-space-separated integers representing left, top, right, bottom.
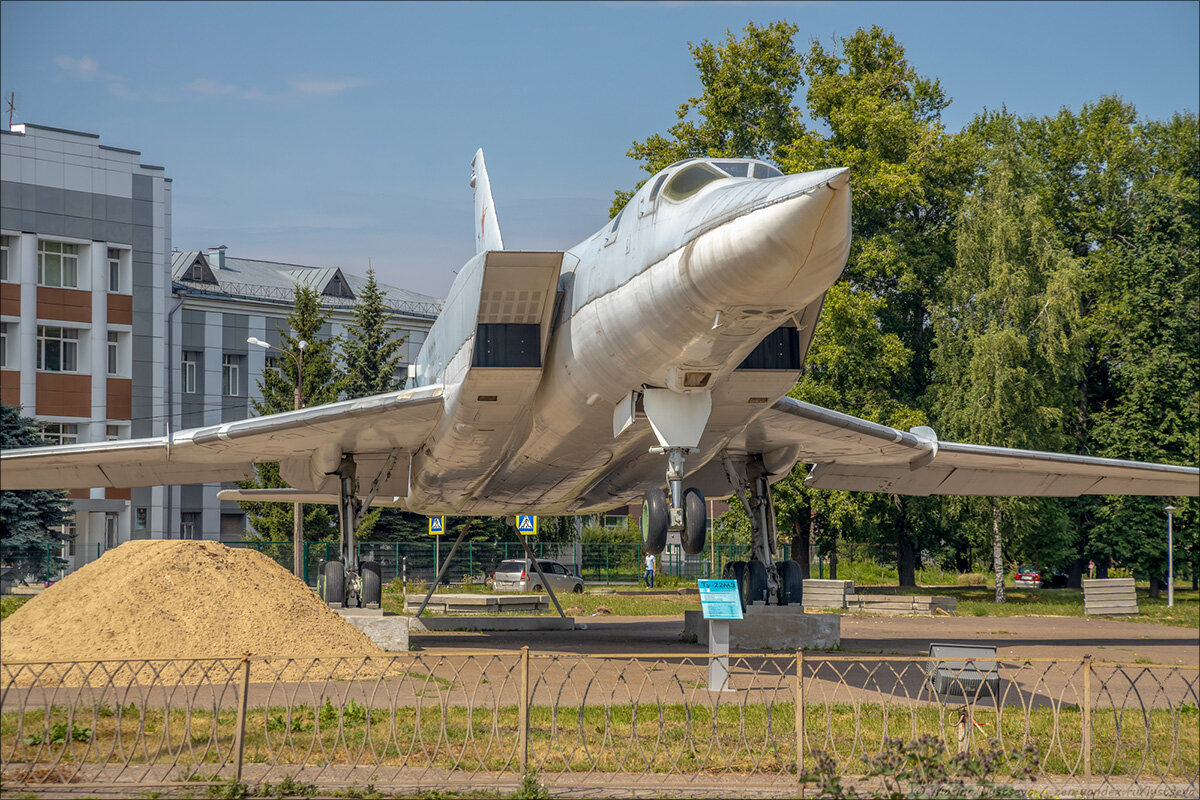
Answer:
5, 93, 14, 130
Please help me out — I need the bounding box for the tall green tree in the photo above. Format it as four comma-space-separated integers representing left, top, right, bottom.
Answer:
930, 115, 1085, 601
0, 405, 74, 580
342, 268, 408, 400
1088, 112, 1199, 595
237, 286, 344, 543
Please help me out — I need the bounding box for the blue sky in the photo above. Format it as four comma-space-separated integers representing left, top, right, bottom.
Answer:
2, 1, 1197, 297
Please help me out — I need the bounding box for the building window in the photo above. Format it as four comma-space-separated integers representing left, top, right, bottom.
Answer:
135, 507, 148, 530
0, 235, 11, 281
36, 326, 80, 372
181, 351, 198, 393
62, 523, 77, 557
107, 332, 119, 375
106, 424, 126, 440
222, 354, 239, 396
0, 323, 9, 369
181, 512, 198, 540
105, 513, 118, 549
41, 423, 79, 445
108, 248, 121, 292
37, 240, 80, 288
264, 354, 279, 372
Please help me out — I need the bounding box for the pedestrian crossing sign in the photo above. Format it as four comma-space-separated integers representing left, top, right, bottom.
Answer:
429, 516, 444, 535
516, 515, 538, 536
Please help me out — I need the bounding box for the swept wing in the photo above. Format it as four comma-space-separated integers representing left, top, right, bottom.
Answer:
0, 385, 444, 494
735, 397, 1199, 497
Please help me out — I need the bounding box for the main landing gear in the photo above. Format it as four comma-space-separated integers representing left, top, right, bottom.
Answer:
720, 452, 803, 607
319, 452, 395, 610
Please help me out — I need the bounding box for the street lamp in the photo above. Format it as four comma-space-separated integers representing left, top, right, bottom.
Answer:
1164, 505, 1175, 608
248, 336, 308, 579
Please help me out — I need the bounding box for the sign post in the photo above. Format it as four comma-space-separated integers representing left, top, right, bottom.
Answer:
698, 579, 743, 692
429, 517, 444, 584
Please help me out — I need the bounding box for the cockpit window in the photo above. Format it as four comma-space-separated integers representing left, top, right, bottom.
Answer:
662, 163, 728, 202
714, 161, 750, 178
648, 173, 669, 201
753, 163, 784, 179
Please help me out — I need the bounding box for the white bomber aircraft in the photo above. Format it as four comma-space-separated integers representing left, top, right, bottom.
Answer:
3, 151, 1197, 607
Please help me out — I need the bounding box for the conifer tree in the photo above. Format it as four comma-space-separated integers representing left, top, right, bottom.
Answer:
237, 286, 344, 544
342, 268, 407, 399
0, 405, 74, 580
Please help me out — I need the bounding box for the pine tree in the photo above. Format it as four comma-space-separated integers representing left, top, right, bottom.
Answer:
342, 268, 407, 399
0, 405, 74, 580
237, 285, 344, 543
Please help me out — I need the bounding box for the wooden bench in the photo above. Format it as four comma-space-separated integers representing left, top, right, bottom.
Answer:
1083, 577, 1139, 615
848, 594, 957, 616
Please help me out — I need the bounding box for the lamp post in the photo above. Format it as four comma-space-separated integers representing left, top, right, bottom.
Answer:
248, 336, 307, 579
1164, 505, 1175, 608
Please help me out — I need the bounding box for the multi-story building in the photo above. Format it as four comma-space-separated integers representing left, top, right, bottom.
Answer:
166, 247, 440, 542
1, 122, 172, 568
1, 122, 442, 571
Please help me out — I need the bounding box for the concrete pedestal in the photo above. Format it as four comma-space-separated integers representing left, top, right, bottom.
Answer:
684, 605, 840, 651
337, 608, 410, 652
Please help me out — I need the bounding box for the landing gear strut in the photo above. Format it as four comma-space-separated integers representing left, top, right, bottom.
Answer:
321, 451, 399, 609
640, 389, 712, 557
723, 452, 788, 606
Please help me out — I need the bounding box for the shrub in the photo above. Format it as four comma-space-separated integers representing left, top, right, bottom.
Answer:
957, 572, 988, 586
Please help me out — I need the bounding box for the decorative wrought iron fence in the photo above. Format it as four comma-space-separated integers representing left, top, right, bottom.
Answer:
2, 653, 1195, 797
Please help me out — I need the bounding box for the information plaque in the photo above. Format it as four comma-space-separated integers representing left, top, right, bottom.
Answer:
698, 579, 743, 620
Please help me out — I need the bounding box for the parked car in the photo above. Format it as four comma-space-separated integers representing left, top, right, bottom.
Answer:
1013, 565, 1044, 588
492, 559, 584, 594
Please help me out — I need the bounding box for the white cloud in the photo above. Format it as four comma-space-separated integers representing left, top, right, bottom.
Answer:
53, 55, 102, 80
290, 77, 367, 97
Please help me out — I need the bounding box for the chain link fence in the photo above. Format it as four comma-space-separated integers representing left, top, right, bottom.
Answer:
2, 652, 1195, 797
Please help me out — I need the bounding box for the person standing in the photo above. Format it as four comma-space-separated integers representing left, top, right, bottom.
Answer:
644, 552, 656, 588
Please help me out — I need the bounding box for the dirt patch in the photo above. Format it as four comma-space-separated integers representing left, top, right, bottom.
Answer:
0, 540, 382, 682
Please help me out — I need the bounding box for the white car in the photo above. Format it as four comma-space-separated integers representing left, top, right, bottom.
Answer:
492, 559, 584, 594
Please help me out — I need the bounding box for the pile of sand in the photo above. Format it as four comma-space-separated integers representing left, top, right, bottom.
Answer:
0, 540, 382, 664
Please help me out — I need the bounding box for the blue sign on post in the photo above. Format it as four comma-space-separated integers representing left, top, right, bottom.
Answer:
429, 516, 444, 535
516, 515, 538, 536
698, 579, 743, 620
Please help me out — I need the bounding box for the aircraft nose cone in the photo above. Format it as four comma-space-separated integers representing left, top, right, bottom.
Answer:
681, 168, 852, 309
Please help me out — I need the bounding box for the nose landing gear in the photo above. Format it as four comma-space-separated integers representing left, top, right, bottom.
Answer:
641, 480, 707, 556
640, 388, 713, 557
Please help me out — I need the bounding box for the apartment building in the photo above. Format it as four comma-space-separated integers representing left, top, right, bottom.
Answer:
1, 122, 442, 570
0, 123, 172, 568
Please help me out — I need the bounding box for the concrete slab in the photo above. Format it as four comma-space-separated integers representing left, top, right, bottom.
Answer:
410, 616, 575, 632
404, 593, 551, 613
683, 606, 840, 650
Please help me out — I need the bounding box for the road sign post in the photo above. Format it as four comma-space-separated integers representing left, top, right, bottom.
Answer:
698, 579, 743, 692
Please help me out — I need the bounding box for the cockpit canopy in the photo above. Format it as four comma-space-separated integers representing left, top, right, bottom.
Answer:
652, 158, 784, 203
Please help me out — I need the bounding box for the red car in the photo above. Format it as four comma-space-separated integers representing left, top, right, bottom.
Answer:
1013, 565, 1043, 589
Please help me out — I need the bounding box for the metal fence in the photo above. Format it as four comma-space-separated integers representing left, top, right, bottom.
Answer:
228, 540, 747, 587
2, 653, 1195, 797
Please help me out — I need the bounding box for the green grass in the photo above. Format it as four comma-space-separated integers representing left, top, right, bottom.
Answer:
0, 595, 32, 620
2, 700, 1194, 779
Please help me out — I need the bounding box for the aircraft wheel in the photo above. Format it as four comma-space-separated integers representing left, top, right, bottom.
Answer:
641, 490, 668, 555
360, 561, 382, 607
745, 560, 769, 606
777, 560, 804, 606
322, 560, 345, 606
681, 488, 707, 555
722, 560, 748, 611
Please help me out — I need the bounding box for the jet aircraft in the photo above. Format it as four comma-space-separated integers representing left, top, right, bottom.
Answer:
3, 151, 1196, 607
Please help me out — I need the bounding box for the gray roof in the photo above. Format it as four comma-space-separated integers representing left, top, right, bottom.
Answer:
171, 251, 443, 319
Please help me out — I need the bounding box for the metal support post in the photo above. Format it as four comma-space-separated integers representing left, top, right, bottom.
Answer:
517, 530, 567, 619
795, 648, 805, 793
1082, 655, 1092, 779
233, 652, 251, 783
415, 519, 473, 617
519, 645, 530, 773
708, 619, 732, 692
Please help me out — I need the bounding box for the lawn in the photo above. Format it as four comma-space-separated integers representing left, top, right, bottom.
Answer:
0, 595, 31, 620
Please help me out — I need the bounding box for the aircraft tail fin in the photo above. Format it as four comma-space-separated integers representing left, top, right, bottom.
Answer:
471, 149, 504, 253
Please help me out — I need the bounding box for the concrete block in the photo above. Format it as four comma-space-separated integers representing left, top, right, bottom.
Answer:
683, 606, 840, 651
337, 609, 409, 651
1083, 578, 1138, 615
409, 616, 574, 632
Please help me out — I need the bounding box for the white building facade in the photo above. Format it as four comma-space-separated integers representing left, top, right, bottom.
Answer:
1, 123, 172, 568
